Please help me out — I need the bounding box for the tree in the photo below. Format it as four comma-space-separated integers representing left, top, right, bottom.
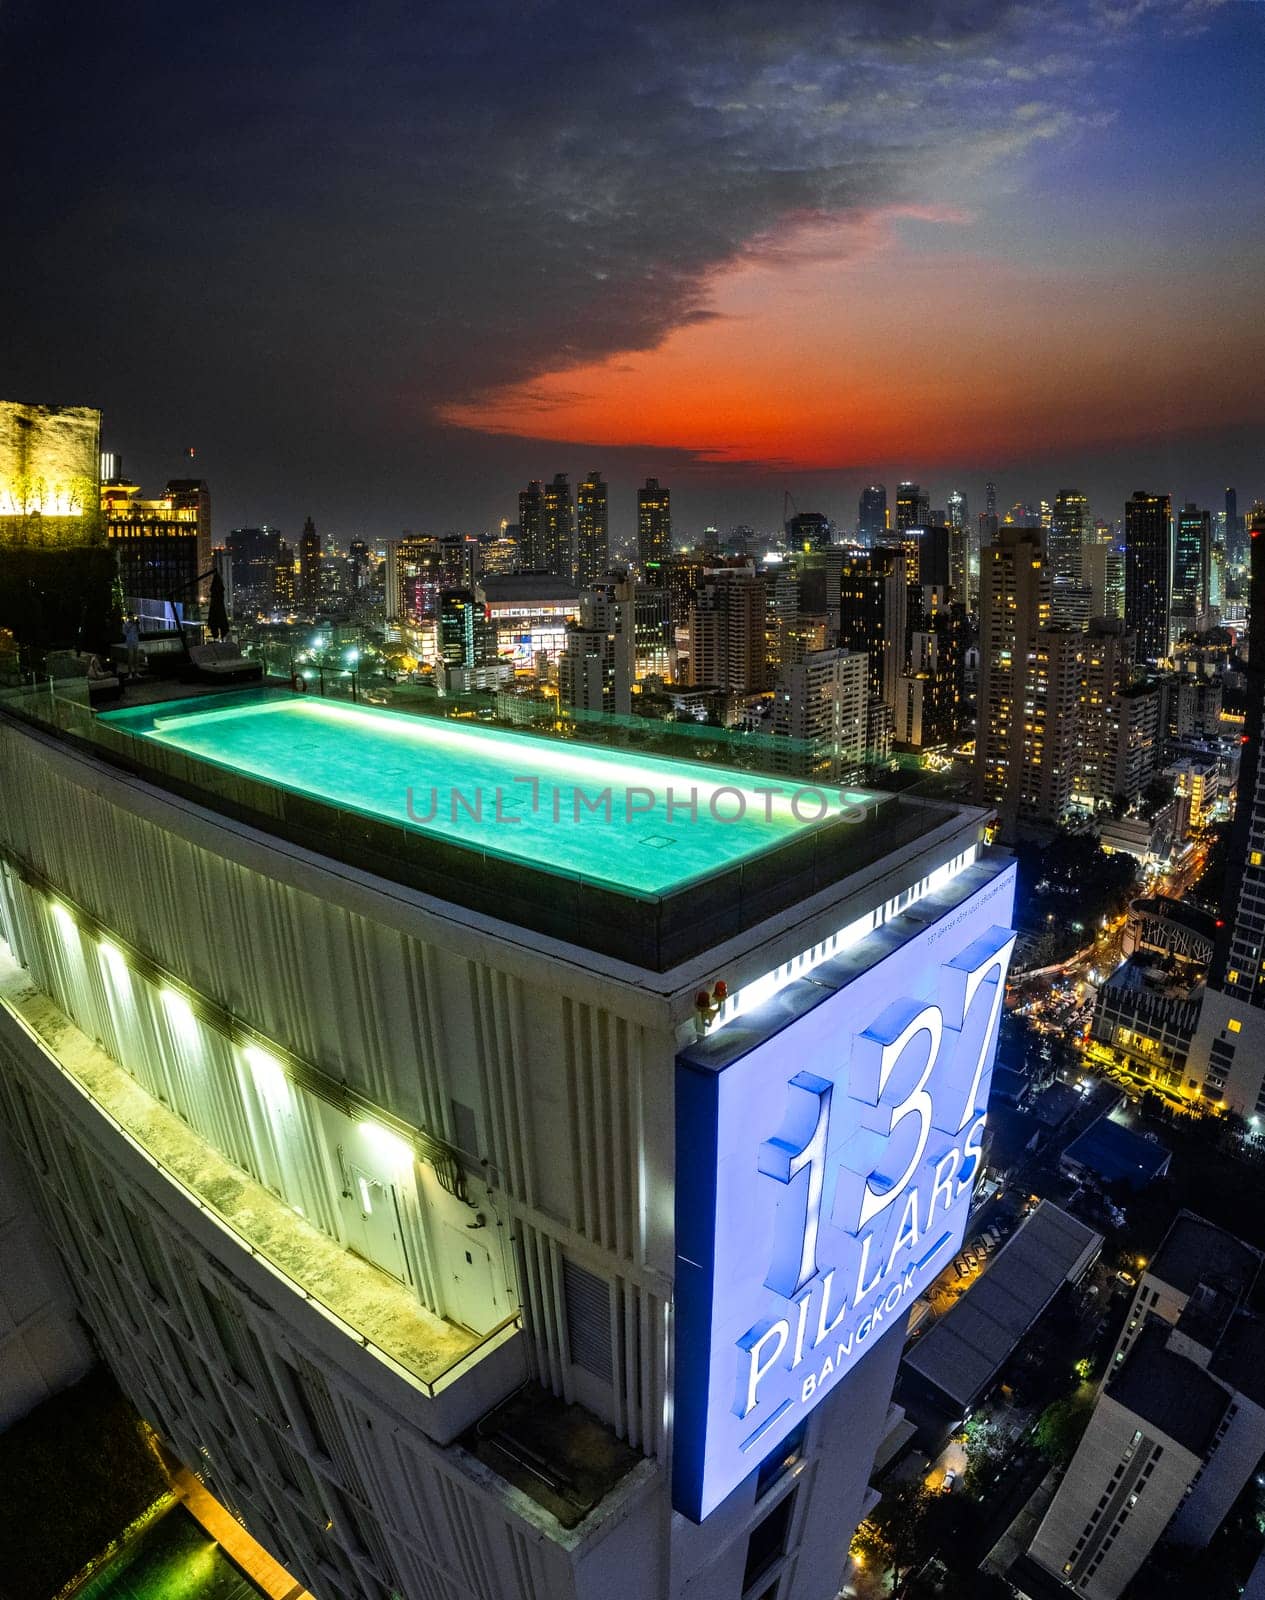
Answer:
868, 1479, 936, 1590
1035, 1394, 1092, 1465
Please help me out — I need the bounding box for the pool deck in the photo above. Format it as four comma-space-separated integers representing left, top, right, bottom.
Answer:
167, 1461, 315, 1600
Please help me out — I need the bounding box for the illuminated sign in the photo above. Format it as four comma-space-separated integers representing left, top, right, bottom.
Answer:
673, 862, 1016, 1521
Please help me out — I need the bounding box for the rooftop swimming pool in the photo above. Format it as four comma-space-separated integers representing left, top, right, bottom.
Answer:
102, 690, 888, 898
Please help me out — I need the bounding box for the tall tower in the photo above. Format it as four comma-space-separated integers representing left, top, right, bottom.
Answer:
894, 482, 929, 533
518, 480, 545, 570
975, 525, 1055, 838
689, 566, 767, 693
1225, 486, 1241, 565
637, 478, 671, 570
839, 548, 908, 714
541, 473, 575, 582
1123, 491, 1172, 662
858, 484, 887, 545
1049, 490, 1089, 584
297, 515, 321, 614
1171, 503, 1210, 635
575, 471, 609, 589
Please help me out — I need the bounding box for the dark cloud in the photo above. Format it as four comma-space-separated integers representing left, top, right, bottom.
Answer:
0, 0, 1239, 532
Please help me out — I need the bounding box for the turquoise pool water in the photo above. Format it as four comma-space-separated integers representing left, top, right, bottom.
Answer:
76, 1507, 263, 1600
102, 691, 883, 896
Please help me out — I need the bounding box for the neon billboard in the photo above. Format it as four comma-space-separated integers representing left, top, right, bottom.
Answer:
673, 861, 1016, 1520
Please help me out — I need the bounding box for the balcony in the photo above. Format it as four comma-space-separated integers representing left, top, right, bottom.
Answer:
0, 947, 521, 1426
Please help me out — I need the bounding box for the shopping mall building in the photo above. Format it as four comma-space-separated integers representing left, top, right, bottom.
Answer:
0, 682, 1015, 1600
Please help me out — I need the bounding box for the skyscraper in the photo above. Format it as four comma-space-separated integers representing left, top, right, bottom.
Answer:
1049, 490, 1089, 584
637, 477, 671, 570
1225, 486, 1242, 566
784, 510, 832, 551
895, 481, 930, 533
575, 470, 609, 588
858, 484, 887, 545
297, 515, 321, 614
946, 490, 968, 529
1171, 502, 1210, 634
839, 547, 907, 710
518, 479, 545, 570
975, 525, 1073, 837
542, 472, 575, 581
0, 671, 1016, 1600
1123, 491, 1172, 662
165, 477, 213, 601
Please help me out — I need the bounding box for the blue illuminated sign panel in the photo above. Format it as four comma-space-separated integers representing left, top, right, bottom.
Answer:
673, 864, 1016, 1521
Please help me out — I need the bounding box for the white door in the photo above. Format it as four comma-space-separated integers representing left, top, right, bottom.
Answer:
349, 1165, 410, 1284
443, 1227, 501, 1335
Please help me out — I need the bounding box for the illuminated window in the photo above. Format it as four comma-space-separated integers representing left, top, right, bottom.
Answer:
1252, 852, 1262, 867
1228, 1020, 1242, 1034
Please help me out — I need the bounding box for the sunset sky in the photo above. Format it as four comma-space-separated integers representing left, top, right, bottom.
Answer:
3, 0, 1262, 538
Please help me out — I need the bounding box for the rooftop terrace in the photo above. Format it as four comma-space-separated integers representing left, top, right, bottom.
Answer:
1, 678, 972, 971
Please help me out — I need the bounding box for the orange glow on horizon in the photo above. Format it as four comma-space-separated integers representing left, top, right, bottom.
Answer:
440, 219, 1263, 469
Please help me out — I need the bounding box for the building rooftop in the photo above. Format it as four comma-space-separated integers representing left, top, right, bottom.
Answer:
1148, 1211, 1261, 1302
1106, 1318, 1228, 1455
899, 1201, 1101, 1416
1061, 1114, 1171, 1189
478, 572, 582, 604
4, 680, 978, 972
461, 1384, 641, 1532
1211, 1313, 1265, 1414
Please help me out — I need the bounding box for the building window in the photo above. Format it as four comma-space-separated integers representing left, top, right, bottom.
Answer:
1228, 1020, 1242, 1034
756, 1420, 808, 1499
743, 1489, 796, 1592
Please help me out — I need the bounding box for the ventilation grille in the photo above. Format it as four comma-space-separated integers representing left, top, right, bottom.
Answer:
562, 1257, 612, 1382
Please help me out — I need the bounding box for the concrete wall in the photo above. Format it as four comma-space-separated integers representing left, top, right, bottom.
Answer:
0, 1122, 93, 1431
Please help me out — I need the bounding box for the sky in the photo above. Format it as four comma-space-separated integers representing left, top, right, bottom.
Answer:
2, 0, 1262, 544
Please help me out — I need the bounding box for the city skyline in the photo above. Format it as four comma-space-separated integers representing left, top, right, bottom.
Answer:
3, 0, 1262, 536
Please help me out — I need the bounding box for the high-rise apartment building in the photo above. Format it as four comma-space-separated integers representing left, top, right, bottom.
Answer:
894, 608, 966, 751
437, 588, 493, 668
297, 515, 322, 615
385, 535, 441, 626
769, 647, 867, 781
858, 484, 887, 544
437, 532, 479, 592
839, 547, 908, 713
637, 477, 671, 570
1082, 537, 1125, 622
518, 480, 546, 570
1171, 502, 1210, 634
689, 565, 768, 694
575, 471, 609, 588
558, 584, 634, 716
975, 526, 1066, 837
1028, 1213, 1265, 1600
1123, 491, 1172, 662
0, 667, 1016, 1600
1049, 490, 1089, 584
541, 473, 576, 582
